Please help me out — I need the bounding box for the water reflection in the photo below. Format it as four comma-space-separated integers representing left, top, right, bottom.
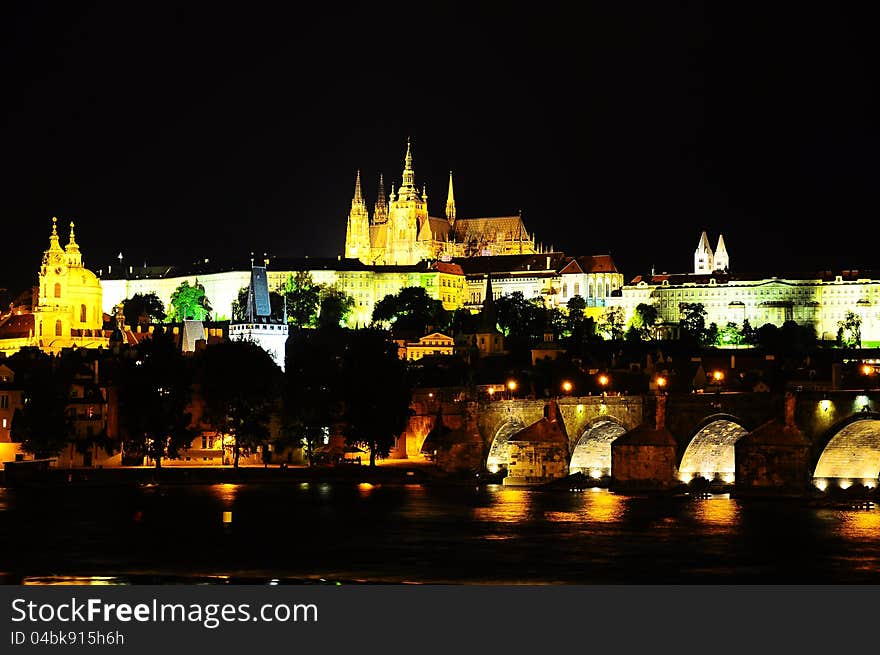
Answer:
691, 494, 739, 527
23, 576, 127, 585
837, 508, 880, 539
211, 483, 240, 505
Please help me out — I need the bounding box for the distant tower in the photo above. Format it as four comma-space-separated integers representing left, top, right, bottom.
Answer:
229, 264, 288, 371
387, 138, 428, 265
445, 171, 456, 224
714, 234, 729, 272
373, 173, 388, 224
344, 170, 371, 261
694, 230, 714, 274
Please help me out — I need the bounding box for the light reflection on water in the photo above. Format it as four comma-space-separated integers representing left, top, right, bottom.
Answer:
22, 576, 127, 586
2, 482, 880, 583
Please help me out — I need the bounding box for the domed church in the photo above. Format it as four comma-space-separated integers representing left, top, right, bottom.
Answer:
0, 217, 108, 354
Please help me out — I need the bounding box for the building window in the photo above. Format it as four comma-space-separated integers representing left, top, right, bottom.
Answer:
80, 304, 87, 323
562, 283, 568, 297
0, 395, 8, 409
1, 418, 6, 429
54, 283, 61, 298
574, 283, 580, 296
55, 320, 63, 336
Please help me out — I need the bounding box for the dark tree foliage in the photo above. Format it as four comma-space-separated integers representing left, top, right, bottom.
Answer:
122, 292, 166, 327
117, 328, 196, 468
372, 286, 449, 333
317, 287, 355, 329
9, 351, 71, 458
197, 340, 283, 469
679, 302, 708, 345
283, 328, 346, 463
340, 329, 412, 467
285, 271, 321, 328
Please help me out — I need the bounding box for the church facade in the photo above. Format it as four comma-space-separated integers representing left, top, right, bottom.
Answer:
0, 218, 107, 355
345, 140, 541, 265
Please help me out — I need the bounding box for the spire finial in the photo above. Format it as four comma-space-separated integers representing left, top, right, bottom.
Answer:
65, 219, 81, 255
69, 220, 77, 245
445, 171, 456, 223
46, 216, 62, 252
353, 169, 363, 204
401, 138, 415, 192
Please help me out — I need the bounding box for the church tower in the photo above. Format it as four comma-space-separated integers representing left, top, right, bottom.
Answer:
344, 170, 371, 261
713, 234, 729, 272
372, 173, 388, 224
694, 230, 714, 274
387, 138, 428, 265
445, 171, 456, 224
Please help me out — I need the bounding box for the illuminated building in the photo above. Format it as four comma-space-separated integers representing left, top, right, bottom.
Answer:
228, 265, 288, 370
345, 139, 542, 265
611, 232, 880, 344
0, 218, 108, 355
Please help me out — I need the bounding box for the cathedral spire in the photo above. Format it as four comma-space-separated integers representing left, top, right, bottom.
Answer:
445, 171, 456, 224
352, 170, 365, 207
399, 137, 417, 199
373, 173, 388, 224
694, 230, 714, 274
714, 234, 729, 272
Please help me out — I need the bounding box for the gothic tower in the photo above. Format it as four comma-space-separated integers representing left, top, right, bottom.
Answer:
344, 170, 371, 261
372, 173, 388, 224
387, 138, 428, 265
446, 171, 456, 224
694, 230, 714, 274
714, 234, 729, 272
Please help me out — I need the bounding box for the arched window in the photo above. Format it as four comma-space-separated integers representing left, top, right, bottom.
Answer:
39, 321, 42, 336
55, 320, 63, 336
54, 283, 61, 298
80, 304, 87, 323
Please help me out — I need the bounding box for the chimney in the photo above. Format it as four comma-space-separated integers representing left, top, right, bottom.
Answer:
655, 394, 667, 431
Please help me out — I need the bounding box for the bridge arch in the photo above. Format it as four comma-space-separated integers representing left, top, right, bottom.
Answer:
569, 418, 626, 478
813, 413, 880, 488
486, 419, 526, 473
678, 414, 749, 483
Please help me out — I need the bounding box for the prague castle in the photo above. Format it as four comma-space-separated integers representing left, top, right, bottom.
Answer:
345, 139, 541, 265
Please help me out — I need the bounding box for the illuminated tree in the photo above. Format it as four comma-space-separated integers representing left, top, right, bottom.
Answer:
118, 328, 196, 468
121, 292, 166, 327
716, 321, 744, 346
598, 306, 626, 340
168, 280, 212, 321
630, 303, 658, 340
837, 310, 862, 348
198, 340, 283, 469
284, 271, 321, 328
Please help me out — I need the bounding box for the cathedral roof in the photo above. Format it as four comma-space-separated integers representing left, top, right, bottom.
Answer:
420, 216, 452, 242
369, 223, 387, 249
452, 216, 529, 241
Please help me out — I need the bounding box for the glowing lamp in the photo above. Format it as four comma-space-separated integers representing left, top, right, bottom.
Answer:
598, 374, 609, 387
712, 370, 724, 382
562, 380, 573, 393
507, 380, 517, 392
862, 364, 874, 376
656, 376, 667, 388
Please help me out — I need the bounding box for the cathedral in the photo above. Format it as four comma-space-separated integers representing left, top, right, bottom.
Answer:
344, 139, 541, 265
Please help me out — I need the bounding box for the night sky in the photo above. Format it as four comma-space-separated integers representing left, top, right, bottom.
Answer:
2, 4, 878, 296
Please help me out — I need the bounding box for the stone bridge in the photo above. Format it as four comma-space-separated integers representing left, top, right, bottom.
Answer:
402, 389, 880, 487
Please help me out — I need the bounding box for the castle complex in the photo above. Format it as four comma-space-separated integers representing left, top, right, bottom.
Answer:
345, 139, 540, 264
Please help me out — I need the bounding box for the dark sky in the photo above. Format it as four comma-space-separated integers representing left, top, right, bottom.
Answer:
2, 3, 878, 295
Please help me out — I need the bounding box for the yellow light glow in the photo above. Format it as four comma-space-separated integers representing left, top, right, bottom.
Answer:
598, 374, 609, 387
222, 511, 232, 524
656, 376, 667, 388
507, 380, 517, 391
820, 399, 832, 412
488, 464, 499, 474
814, 479, 828, 491
589, 468, 602, 479
721, 473, 735, 484
488, 387, 495, 396
679, 472, 694, 483
839, 479, 852, 490
712, 370, 724, 382
862, 479, 876, 489
862, 364, 873, 376
562, 380, 573, 393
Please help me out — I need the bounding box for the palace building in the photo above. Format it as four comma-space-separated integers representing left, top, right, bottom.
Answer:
610, 232, 880, 344
345, 139, 542, 265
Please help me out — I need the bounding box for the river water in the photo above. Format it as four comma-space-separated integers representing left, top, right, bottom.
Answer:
1, 482, 879, 584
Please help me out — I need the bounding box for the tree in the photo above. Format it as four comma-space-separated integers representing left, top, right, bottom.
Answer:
122, 292, 166, 327
630, 303, 659, 340
168, 280, 212, 321
10, 354, 71, 458
495, 291, 544, 342
741, 319, 757, 345
118, 328, 196, 468
565, 295, 587, 336
285, 272, 321, 328
837, 310, 862, 348
283, 329, 346, 463
341, 329, 412, 467
716, 321, 743, 346
598, 306, 626, 340
679, 302, 707, 344
704, 322, 719, 347
372, 286, 449, 333
198, 340, 283, 469
317, 287, 355, 329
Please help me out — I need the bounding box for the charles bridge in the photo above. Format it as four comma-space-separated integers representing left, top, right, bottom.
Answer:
402, 389, 880, 491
